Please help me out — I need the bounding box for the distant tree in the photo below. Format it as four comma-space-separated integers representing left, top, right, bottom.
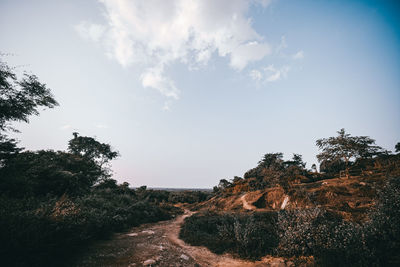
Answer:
396, 142, 400, 153
218, 179, 231, 190
232, 176, 243, 184
258, 153, 284, 170
284, 153, 306, 168
311, 164, 317, 172
316, 129, 383, 177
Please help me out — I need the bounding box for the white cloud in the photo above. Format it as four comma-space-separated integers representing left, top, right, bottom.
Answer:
293, 50, 304, 59
264, 65, 289, 82
230, 41, 271, 70
250, 65, 290, 83
76, 0, 273, 101
249, 69, 262, 81
75, 21, 105, 42
141, 65, 180, 99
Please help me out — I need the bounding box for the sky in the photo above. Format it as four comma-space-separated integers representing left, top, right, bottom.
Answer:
0, 0, 399, 188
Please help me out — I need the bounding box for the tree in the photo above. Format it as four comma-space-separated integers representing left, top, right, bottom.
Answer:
316, 129, 383, 178
396, 142, 400, 153
68, 132, 119, 169
0, 60, 58, 131
284, 153, 306, 168
0, 150, 103, 197
0, 60, 58, 164
258, 153, 284, 170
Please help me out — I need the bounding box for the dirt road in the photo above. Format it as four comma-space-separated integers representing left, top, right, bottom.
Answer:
74, 210, 289, 267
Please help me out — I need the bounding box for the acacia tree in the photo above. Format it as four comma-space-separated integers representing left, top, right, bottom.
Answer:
316, 129, 383, 177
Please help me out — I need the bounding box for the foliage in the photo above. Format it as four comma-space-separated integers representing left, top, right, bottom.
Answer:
180, 211, 278, 259
68, 132, 119, 170
0, 150, 103, 197
0, 60, 57, 166
0, 60, 187, 266
316, 129, 383, 176
0, 60, 58, 131
0, 190, 181, 267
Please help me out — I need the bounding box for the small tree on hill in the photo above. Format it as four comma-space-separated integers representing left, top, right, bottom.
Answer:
258, 153, 284, 170
316, 129, 383, 178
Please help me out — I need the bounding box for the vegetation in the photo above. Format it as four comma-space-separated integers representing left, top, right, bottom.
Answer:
180, 211, 278, 259
181, 177, 400, 265
0, 60, 191, 266
2, 58, 399, 266
316, 128, 384, 177
182, 130, 399, 265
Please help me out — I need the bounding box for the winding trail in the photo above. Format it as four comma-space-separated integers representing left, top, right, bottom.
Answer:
74, 210, 288, 267
241, 194, 257, 211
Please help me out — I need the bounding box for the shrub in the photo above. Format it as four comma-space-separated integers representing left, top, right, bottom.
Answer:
180, 211, 278, 259
0, 191, 182, 267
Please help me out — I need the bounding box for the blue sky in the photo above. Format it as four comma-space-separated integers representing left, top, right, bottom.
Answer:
1, 0, 399, 188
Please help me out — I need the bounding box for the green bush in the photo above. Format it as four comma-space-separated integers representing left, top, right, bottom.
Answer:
179, 211, 278, 259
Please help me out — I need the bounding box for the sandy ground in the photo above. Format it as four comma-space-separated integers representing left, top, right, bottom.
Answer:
73, 210, 290, 267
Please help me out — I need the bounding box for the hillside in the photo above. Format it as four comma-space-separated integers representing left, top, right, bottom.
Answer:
198, 173, 386, 222
197, 153, 400, 222
179, 148, 400, 266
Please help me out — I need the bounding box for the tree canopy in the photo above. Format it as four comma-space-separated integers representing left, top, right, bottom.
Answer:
68, 132, 119, 166
0, 60, 58, 131
316, 128, 383, 176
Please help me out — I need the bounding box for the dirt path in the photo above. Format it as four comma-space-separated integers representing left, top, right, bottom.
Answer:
73, 210, 288, 267
241, 194, 257, 210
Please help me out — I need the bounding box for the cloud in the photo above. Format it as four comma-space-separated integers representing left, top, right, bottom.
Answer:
293, 50, 304, 59
75, 21, 105, 42
141, 65, 180, 99
276, 35, 288, 53
265, 65, 289, 82
249, 69, 262, 81
76, 0, 273, 101
230, 41, 271, 70
250, 65, 290, 83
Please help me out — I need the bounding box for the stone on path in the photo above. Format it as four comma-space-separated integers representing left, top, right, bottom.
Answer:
180, 254, 189, 261
143, 259, 156, 265
141, 230, 155, 235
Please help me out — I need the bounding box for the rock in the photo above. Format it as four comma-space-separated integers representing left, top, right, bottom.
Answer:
143, 259, 156, 265
360, 182, 366, 186
322, 181, 328, 185
280, 196, 289, 209
127, 233, 138, 237
141, 230, 155, 235
180, 254, 189, 261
